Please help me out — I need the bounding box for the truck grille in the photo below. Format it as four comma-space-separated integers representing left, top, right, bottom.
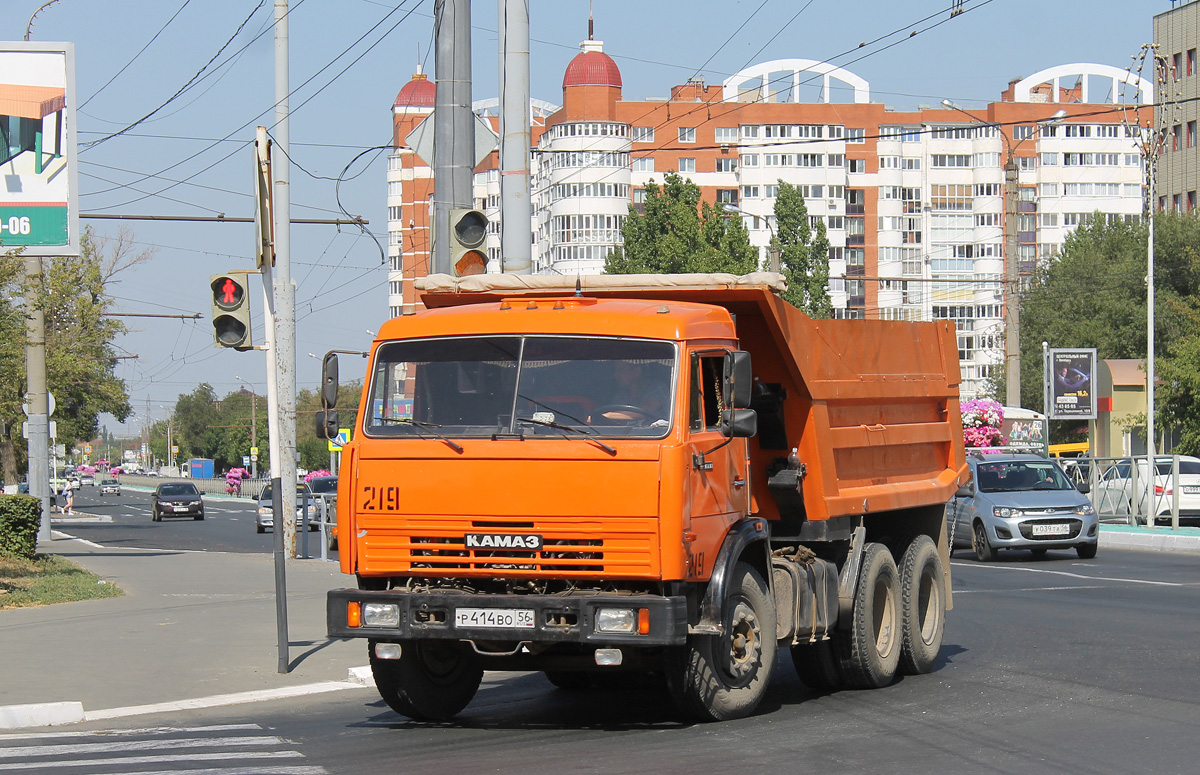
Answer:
359, 517, 660, 578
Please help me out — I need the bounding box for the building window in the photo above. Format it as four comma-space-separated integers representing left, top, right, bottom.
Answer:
678, 158, 696, 173
679, 127, 696, 143
1190, 122, 1197, 149
1064, 124, 1091, 138
1174, 52, 1183, 79
1190, 49, 1197, 76
1191, 192, 1197, 212
740, 154, 759, 167
715, 127, 738, 143
1040, 152, 1058, 166
847, 158, 866, 173
1173, 124, 1181, 152
715, 158, 738, 172
633, 188, 646, 203
1013, 125, 1036, 140
741, 185, 760, 198
632, 126, 655, 142
741, 125, 759, 139
716, 189, 738, 205
847, 127, 865, 143
826, 153, 844, 167
632, 157, 655, 172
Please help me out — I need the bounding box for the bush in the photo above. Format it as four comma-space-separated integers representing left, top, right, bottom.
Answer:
0, 495, 42, 560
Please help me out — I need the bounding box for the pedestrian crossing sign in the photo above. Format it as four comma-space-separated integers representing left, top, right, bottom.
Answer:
328, 428, 350, 452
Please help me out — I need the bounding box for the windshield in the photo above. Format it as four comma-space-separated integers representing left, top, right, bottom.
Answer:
159, 484, 199, 497
308, 478, 337, 494
260, 484, 312, 501
364, 336, 676, 439
976, 461, 1075, 492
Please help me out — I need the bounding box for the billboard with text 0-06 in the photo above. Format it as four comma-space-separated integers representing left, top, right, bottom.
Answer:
1049, 348, 1097, 420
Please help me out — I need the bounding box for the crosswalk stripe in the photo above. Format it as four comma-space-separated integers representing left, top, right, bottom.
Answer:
0, 735, 284, 759
0, 749, 303, 770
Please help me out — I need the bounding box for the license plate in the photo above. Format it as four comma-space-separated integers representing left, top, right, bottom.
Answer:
1184, 486, 1200, 494
173, 506, 190, 512
1031, 523, 1069, 536
454, 608, 535, 629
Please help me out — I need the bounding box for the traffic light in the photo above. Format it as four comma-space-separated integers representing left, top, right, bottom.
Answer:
449, 209, 488, 277
210, 272, 252, 350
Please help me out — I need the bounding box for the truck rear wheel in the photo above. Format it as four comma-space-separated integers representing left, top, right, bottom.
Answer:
667, 562, 776, 722
369, 640, 483, 722
836, 543, 901, 689
898, 535, 944, 675
791, 639, 843, 690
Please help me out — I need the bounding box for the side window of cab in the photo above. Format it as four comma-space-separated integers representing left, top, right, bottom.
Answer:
689, 352, 726, 433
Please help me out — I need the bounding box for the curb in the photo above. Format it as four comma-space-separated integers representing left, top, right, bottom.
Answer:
1098, 524, 1200, 553
0, 667, 372, 730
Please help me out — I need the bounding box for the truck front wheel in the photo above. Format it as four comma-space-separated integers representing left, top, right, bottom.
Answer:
898, 535, 945, 675
369, 640, 483, 722
836, 543, 901, 689
667, 562, 777, 722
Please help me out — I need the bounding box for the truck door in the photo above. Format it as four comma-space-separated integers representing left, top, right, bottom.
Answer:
686, 350, 749, 577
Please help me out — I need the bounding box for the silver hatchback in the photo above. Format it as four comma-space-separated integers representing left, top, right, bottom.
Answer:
947, 454, 1098, 561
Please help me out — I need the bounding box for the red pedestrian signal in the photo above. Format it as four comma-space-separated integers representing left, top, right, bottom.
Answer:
209, 273, 252, 349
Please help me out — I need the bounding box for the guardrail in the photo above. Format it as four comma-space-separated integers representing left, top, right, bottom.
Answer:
118, 474, 271, 499
1085, 455, 1193, 530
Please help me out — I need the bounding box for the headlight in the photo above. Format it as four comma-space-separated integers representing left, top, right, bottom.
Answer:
362, 603, 401, 627
993, 506, 1018, 518
258, 506, 272, 516
595, 607, 636, 634
1075, 503, 1095, 516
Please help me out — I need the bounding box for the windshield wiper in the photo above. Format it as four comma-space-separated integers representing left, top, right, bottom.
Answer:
517, 416, 617, 456
375, 417, 464, 453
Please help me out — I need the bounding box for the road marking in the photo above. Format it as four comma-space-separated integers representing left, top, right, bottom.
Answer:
83, 681, 366, 721
949, 561, 1184, 586
954, 585, 1107, 593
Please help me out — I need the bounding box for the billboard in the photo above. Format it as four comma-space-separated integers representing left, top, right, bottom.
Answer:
1049, 348, 1097, 420
0, 42, 79, 256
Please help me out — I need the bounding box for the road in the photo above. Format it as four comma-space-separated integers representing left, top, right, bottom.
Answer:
10, 544, 1200, 774
62, 483, 335, 559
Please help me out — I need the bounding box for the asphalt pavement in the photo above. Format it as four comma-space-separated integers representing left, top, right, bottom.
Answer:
1, 515, 1198, 730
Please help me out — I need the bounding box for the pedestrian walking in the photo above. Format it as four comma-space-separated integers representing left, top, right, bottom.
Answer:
63, 479, 75, 515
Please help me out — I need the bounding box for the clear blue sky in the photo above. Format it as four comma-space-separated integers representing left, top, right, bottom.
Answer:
4, 0, 1157, 435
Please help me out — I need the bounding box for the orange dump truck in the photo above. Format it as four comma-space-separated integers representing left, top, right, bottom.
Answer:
324, 272, 967, 722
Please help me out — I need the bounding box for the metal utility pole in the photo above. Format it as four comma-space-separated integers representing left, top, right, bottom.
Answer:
274, 0, 298, 560
433, 0, 475, 274
499, 0, 531, 273
23, 254, 51, 542
1003, 156, 1020, 408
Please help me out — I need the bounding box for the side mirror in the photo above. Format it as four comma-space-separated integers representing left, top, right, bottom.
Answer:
956, 483, 973, 498
721, 408, 757, 438
315, 410, 339, 440
1075, 481, 1090, 494
321, 352, 340, 412
722, 350, 752, 410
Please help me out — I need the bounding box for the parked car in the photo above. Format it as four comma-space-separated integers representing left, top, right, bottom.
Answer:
256, 483, 320, 534
1092, 455, 1200, 525
306, 476, 338, 549
151, 482, 204, 521
947, 454, 1098, 561
79, 473, 95, 487
99, 477, 121, 496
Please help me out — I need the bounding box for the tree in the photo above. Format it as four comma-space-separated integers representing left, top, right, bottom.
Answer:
1018, 212, 1200, 448
0, 228, 148, 485
772, 181, 832, 317
605, 172, 757, 275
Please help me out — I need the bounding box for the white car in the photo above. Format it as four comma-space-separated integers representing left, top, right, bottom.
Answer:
1093, 455, 1200, 525
99, 478, 121, 495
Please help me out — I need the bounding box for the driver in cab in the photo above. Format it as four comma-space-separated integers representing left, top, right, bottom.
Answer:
592, 360, 669, 425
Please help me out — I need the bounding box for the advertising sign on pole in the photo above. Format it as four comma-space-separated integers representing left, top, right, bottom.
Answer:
0, 42, 79, 255
1048, 348, 1098, 420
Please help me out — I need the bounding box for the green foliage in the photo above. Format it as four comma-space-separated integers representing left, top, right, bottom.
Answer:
773, 181, 833, 317
0, 229, 142, 483
0, 553, 124, 609
1020, 212, 1200, 450
605, 172, 757, 275
0, 494, 41, 560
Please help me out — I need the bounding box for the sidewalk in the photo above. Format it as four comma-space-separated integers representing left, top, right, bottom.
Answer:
2, 521, 1197, 730
0, 533, 370, 729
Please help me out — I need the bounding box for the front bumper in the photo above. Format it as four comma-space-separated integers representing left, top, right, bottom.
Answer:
327, 588, 689, 647
984, 513, 1099, 549
159, 502, 202, 515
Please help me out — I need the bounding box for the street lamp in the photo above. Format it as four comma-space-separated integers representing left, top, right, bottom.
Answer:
234, 376, 259, 479
941, 99, 1066, 408
721, 203, 781, 273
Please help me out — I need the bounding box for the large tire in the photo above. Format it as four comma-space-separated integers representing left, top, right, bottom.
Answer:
1076, 542, 1098, 560
835, 543, 901, 689
791, 639, 843, 691
897, 535, 945, 676
972, 521, 997, 562
667, 562, 777, 722
369, 640, 483, 722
